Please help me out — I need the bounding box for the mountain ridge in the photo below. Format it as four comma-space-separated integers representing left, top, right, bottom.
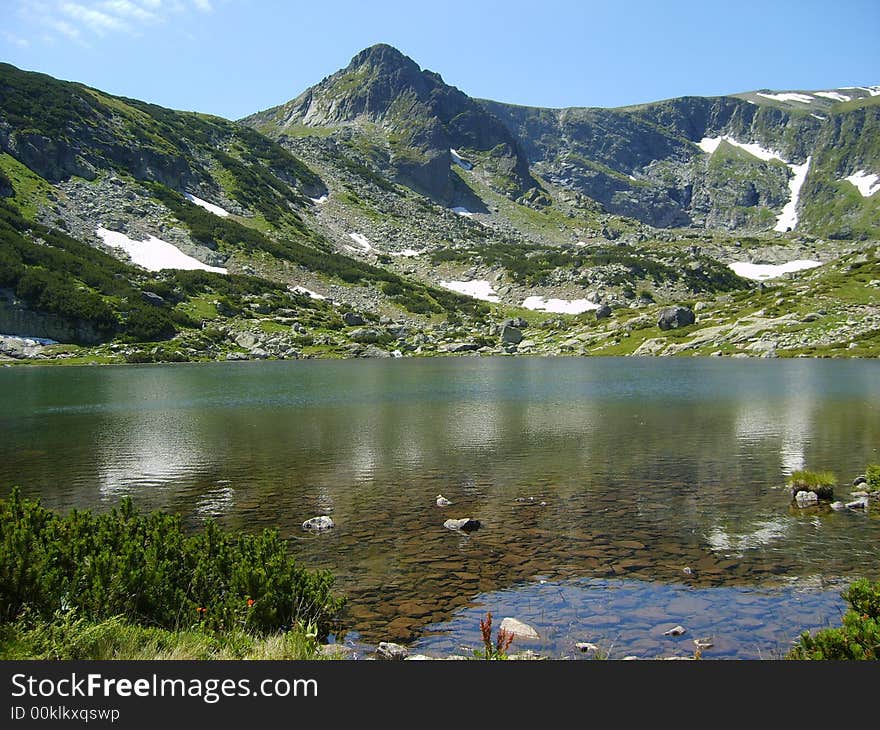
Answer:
0, 46, 878, 364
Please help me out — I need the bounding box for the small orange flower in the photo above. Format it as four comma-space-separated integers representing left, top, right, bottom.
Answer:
247, 599, 255, 607
197, 606, 206, 614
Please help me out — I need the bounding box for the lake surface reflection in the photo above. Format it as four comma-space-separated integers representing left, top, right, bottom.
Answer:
1, 357, 878, 657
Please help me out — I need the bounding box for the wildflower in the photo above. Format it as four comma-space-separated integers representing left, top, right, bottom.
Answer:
197, 606, 206, 614
247, 598, 255, 607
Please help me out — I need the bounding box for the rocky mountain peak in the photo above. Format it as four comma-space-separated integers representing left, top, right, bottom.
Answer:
245, 44, 537, 204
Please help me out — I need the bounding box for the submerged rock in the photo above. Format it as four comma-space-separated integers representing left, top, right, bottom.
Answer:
443, 518, 481, 532
500, 617, 539, 640
795, 490, 819, 508
302, 515, 334, 530
436, 494, 451, 507
663, 625, 687, 637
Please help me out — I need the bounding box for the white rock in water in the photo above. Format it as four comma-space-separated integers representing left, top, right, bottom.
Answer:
693, 637, 714, 650
376, 642, 408, 660
576, 642, 600, 652
795, 490, 819, 508
663, 625, 687, 637
499, 617, 540, 640
302, 515, 334, 530
830, 501, 845, 511
436, 494, 451, 507
845, 496, 869, 509
443, 518, 481, 531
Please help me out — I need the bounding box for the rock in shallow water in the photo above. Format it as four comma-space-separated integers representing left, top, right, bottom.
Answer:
663, 625, 687, 637
376, 642, 408, 660
436, 494, 451, 507
443, 518, 481, 532
302, 515, 334, 530
795, 490, 818, 508
499, 617, 540, 640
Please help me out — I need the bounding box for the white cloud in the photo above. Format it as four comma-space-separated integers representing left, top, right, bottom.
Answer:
60, 2, 131, 35
2, 31, 31, 47
100, 0, 159, 22
13, 0, 217, 45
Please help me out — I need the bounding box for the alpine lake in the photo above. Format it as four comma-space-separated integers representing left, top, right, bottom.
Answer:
2, 356, 879, 659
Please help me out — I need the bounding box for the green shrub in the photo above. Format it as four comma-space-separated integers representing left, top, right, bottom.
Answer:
788, 579, 880, 660
0, 489, 343, 639
123, 304, 177, 342
786, 470, 836, 500
866, 464, 880, 490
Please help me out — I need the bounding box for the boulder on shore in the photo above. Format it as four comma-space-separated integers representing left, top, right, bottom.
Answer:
657, 306, 695, 331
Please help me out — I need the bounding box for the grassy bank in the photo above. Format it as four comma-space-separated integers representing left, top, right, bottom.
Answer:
0, 614, 326, 660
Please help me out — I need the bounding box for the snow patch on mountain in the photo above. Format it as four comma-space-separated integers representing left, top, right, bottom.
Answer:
96, 227, 227, 274
290, 286, 326, 300
729, 260, 822, 280
450, 149, 472, 170
844, 170, 880, 197
439, 280, 499, 302
521, 296, 600, 314
756, 92, 814, 104
348, 232, 373, 251
184, 193, 230, 217
813, 91, 851, 102
774, 157, 811, 232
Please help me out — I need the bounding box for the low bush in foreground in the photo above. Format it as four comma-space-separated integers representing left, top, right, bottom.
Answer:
0, 488, 344, 640
788, 579, 880, 660
786, 470, 836, 500
866, 464, 880, 490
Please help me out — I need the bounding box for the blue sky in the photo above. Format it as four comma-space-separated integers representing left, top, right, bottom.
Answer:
2, 0, 879, 120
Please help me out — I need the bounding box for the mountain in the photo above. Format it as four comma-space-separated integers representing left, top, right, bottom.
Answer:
243, 44, 537, 205
1, 48, 879, 364
482, 88, 880, 236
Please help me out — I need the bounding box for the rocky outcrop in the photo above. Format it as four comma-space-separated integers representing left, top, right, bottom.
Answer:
0, 289, 107, 344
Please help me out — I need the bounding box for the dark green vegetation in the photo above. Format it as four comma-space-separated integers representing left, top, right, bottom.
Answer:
788, 579, 880, 660
0, 199, 341, 344
0, 488, 343, 640
0, 200, 165, 340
